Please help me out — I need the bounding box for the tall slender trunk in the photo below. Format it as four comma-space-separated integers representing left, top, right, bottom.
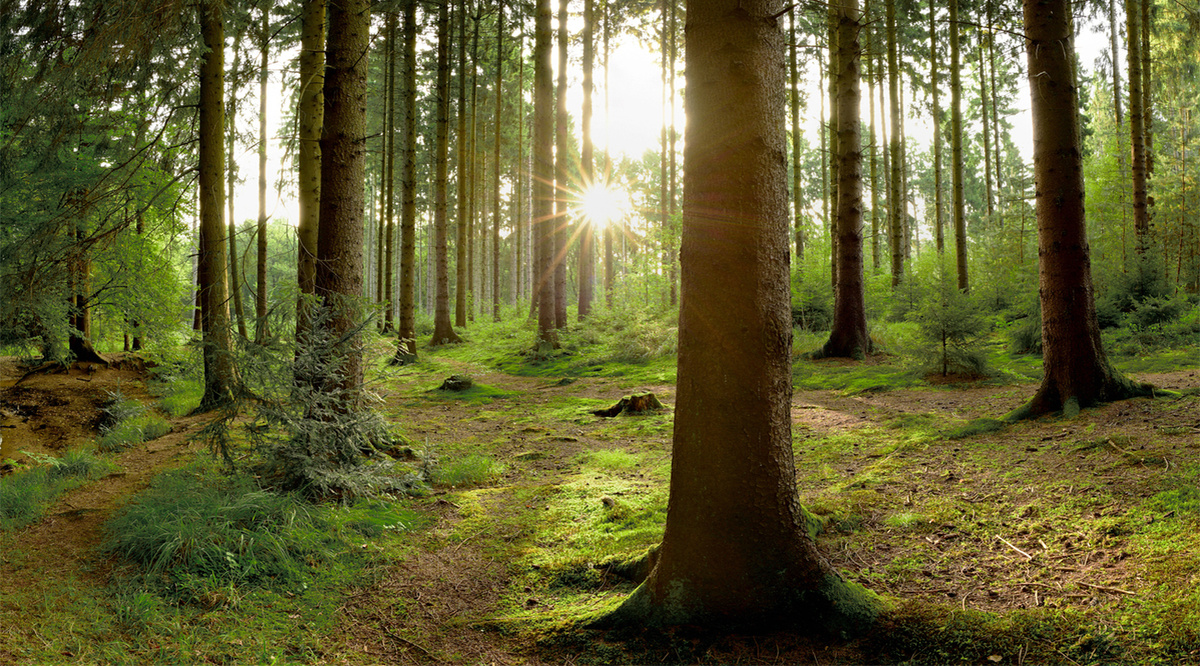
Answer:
296, 0, 324, 348
255, 8, 270, 344
432, 0, 462, 345
455, 0, 470, 327
828, 2, 840, 289
493, 1, 505, 322
468, 11, 481, 321
978, 26, 995, 225
553, 0, 569, 328
534, 0, 558, 346
516, 25, 526, 303
865, 0, 879, 271
198, 0, 237, 410
1127, 0, 1150, 258
226, 32, 248, 340
603, 2, 614, 306
394, 0, 418, 362
1141, 0, 1153, 178
886, 0, 903, 285
383, 12, 397, 333
950, 0, 969, 292
931, 1, 944, 254
789, 6, 804, 263
579, 0, 595, 319
667, 0, 678, 307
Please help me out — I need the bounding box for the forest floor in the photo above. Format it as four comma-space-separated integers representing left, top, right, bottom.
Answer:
1, 334, 1198, 664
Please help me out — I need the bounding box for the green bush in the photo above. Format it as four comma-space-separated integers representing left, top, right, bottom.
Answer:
906, 255, 989, 377
97, 391, 172, 453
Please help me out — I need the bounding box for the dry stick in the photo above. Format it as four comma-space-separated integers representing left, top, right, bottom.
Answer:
1077, 581, 1136, 596
996, 535, 1033, 560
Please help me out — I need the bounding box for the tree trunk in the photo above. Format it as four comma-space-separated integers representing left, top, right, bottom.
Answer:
455, 0, 470, 329
1127, 0, 1150, 260
226, 30, 248, 342
886, 0, 903, 286
828, 3, 839, 289
197, 0, 238, 411
493, 0, 505, 322
255, 7, 270, 344
578, 0, 595, 320
603, 2, 614, 306
553, 0, 569, 329
534, 0, 558, 347
977, 26, 995, 226
296, 0, 323, 349
789, 5, 804, 263
865, 0, 879, 272
1140, 0, 1153, 179
930, 1, 944, 254
1011, 0, 1153, 420
599, 0, 881, 630
383, 11, 398, 333
667, 0, 678, 308
315, 0, 371, 393
819, 0, 870, 360
432, 0, 462, 346
394, 0, 419, 363
950, 0, 969, 292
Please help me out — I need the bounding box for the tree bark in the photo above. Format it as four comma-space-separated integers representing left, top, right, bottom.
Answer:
886, 0, 903, 286
296, 0, 323, 348
455, 0, 471, 329
579, 0, 595, 320
315, 0, 371, 392
598, 0, 881, 630
255, 7, 270, 344
197, 0, 238, 411
789, 5, 804, 263
383, 11, 398, 333
394, 0, 419, 362
1127, 0, 1150, 260
950, 0, 969, 292
819, 0, 870, 360
553, 0, 569, 329
1011, 0, 1154, 420
432, 0, 463, 346
493, 0, 505, 322
226, 30, 248, 341
534, 0, 558, 347
930, 1, 944, 254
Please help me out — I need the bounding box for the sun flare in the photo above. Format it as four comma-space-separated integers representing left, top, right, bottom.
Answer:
579, 183, 631, 227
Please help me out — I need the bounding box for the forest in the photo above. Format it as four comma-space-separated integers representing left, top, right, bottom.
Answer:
0, 0, 1198, 662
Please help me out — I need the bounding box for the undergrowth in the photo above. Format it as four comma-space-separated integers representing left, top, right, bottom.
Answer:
0, 447, 114, 529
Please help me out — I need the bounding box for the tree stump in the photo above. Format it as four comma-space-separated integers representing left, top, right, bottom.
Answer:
592, 393, 666, 417
438, 374, 473, 392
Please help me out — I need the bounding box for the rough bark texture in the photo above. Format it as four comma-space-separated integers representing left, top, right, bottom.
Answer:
819, 0, 871, 360
383, 11, 397, 333
950, 0, 969, 292
296, 0, 323, 346
431, 0, 462, 346
1127, 0, 1150, 257
930, 1, 944, 254
455, 0, 470, 329
533, 0, 558, 347
197, 0, 237, 411
492, 1, 504, 323
1012, 0, 1154, 420
789, 6, 804, 262
315, 0, 370, 392
226, 34, 248, 341
394, 0, 419, 363
598, 0, 881, 630
255, 8, 270, 344
886, 0, 903, 286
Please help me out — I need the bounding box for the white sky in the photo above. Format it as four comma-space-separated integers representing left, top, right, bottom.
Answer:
228, 13, 1113, 228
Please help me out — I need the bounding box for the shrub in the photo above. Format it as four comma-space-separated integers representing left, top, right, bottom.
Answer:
97, 391, 172, 453
906, 256, 989, 377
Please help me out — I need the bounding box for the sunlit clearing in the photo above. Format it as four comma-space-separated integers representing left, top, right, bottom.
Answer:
579, 183, 631, 227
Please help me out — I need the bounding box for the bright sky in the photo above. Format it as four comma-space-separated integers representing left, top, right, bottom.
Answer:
228, 13, 1113, 229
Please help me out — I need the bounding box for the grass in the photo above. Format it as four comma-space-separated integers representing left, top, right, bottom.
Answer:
430, 453, 504, 487
148, 377, 203, 417
0, 447, 114, 530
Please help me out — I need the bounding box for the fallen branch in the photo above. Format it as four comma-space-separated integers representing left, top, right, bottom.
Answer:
996, 535, 1033, 560
1076, 581, 1136, 596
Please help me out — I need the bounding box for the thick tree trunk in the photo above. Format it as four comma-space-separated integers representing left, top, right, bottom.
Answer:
394, 0, 419, 363
819, 0, 870, 360
296, 0, 323, 348
950, 0, 969, 292
316, 0, 371, 392
432, 0, 462, 346
1127, 0, 1151, 260
599, 0, 881, 630
534, 0, 558, 347
1012, 0, 1153, 420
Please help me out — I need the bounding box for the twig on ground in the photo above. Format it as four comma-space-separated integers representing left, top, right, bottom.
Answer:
996, 535, 1033, 560
383, 629, 433, 657
1077, 581, 1136, 596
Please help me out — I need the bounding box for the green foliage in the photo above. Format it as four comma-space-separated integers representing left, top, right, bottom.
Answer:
905, 254, 989, 377
430, 453, 504, 487
792, 266, 834, 332
97, 391, 172, 453
101, 460, 423, 604
0, 447, 113, 530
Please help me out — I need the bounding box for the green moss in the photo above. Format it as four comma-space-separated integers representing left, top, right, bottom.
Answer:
946, 417, 1008, 439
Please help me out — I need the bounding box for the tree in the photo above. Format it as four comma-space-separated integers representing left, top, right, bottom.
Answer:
534, 0, 558, 347
394, 0, 419, 363
382, 10, 398, 333
314, 0, 371, 393
455, 0, 471, 329
598, 0, 881, 629
950, 0, 969, 292
578, 0, 595, 320
491, 1, 505, 323
817, 0, 871, 360
553, 0, 569, 329
1127, 0, 1151, 261
885, 0, 903, 286
254, 5, 271, 344
1010, 0, 1154, 420
227, 24, 249, 341
295, 0, 324, 348
432, 0, 463, 346
197, 0, 239, 411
